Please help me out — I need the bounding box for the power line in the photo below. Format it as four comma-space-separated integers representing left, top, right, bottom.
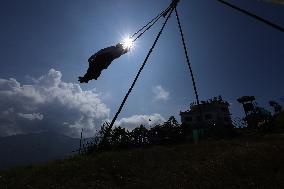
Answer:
218, 0, 284, 33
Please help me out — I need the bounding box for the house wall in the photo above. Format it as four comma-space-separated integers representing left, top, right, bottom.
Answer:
180, 103, 232, 126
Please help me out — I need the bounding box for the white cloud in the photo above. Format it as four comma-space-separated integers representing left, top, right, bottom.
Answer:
115, 114, 166, 130
18, 113, 44, 121
0, 69, 110, 137
152, 85, 170, 101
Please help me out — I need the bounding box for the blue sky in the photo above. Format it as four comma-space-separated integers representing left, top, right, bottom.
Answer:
0, 0, 283, 136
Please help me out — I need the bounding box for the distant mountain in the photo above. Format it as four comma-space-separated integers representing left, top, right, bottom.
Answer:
0, 132, 80, 170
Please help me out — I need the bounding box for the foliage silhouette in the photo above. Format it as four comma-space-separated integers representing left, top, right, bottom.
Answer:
269, 100, 283, 114
83, 116, 239, 154
79, 97, 284, 154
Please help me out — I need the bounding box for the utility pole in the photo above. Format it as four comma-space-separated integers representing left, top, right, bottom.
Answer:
79, 129, 83, 154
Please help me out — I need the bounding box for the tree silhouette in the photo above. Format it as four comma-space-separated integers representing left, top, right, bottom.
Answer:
97, 122, 112, 150
130, 125, 149, 147
148, 116, 183, 145
269, 101, 282, 114
111, 126, 131, 148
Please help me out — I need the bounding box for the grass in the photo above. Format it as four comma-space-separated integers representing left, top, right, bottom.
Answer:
1, 133, 284, 189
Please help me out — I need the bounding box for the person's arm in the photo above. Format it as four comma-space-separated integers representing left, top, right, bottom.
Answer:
111, 48, 129, 60
122, 47, 130, 54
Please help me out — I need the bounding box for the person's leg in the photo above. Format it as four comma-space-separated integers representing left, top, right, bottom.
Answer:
92, 56, 107, 79
93, 70, 102, 80
78, 64, 95, 83
78, 77, 88, 83
78, 70, 91, 83
79, 57, 106, 83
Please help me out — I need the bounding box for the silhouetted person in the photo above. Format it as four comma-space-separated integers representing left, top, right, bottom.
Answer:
79, 43, 129, 83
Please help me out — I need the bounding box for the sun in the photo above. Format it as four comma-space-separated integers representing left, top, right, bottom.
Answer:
122, 37, 134, 49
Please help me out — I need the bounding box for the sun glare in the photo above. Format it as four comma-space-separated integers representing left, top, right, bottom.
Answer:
122, 37, 134, 49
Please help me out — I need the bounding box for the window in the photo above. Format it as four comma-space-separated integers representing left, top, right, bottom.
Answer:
185, 117, 192, 122
196, 116, 202, 122
205, 114, 212, 120
224, 117, 230, 122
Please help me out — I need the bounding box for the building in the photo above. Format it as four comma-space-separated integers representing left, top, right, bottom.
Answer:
237, 96, 272, 128
180, 96, 232, 127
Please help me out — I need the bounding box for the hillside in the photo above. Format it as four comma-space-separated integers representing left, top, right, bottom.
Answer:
1, 134, 284, 189
0, 132, 79, 170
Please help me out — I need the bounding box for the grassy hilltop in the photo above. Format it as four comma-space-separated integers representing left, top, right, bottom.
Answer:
1, 133, 284, 189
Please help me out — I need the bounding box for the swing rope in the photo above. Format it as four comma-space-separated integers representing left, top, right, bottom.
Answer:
101, 8, 175, 145
174, 7, 202, 117
130, 5, 170, 41
130, 1, 179, 42
97, 0, 284, 147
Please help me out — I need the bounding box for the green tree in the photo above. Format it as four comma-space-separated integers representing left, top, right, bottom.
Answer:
131, 125, 149, 146
111, 126, 131, 148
